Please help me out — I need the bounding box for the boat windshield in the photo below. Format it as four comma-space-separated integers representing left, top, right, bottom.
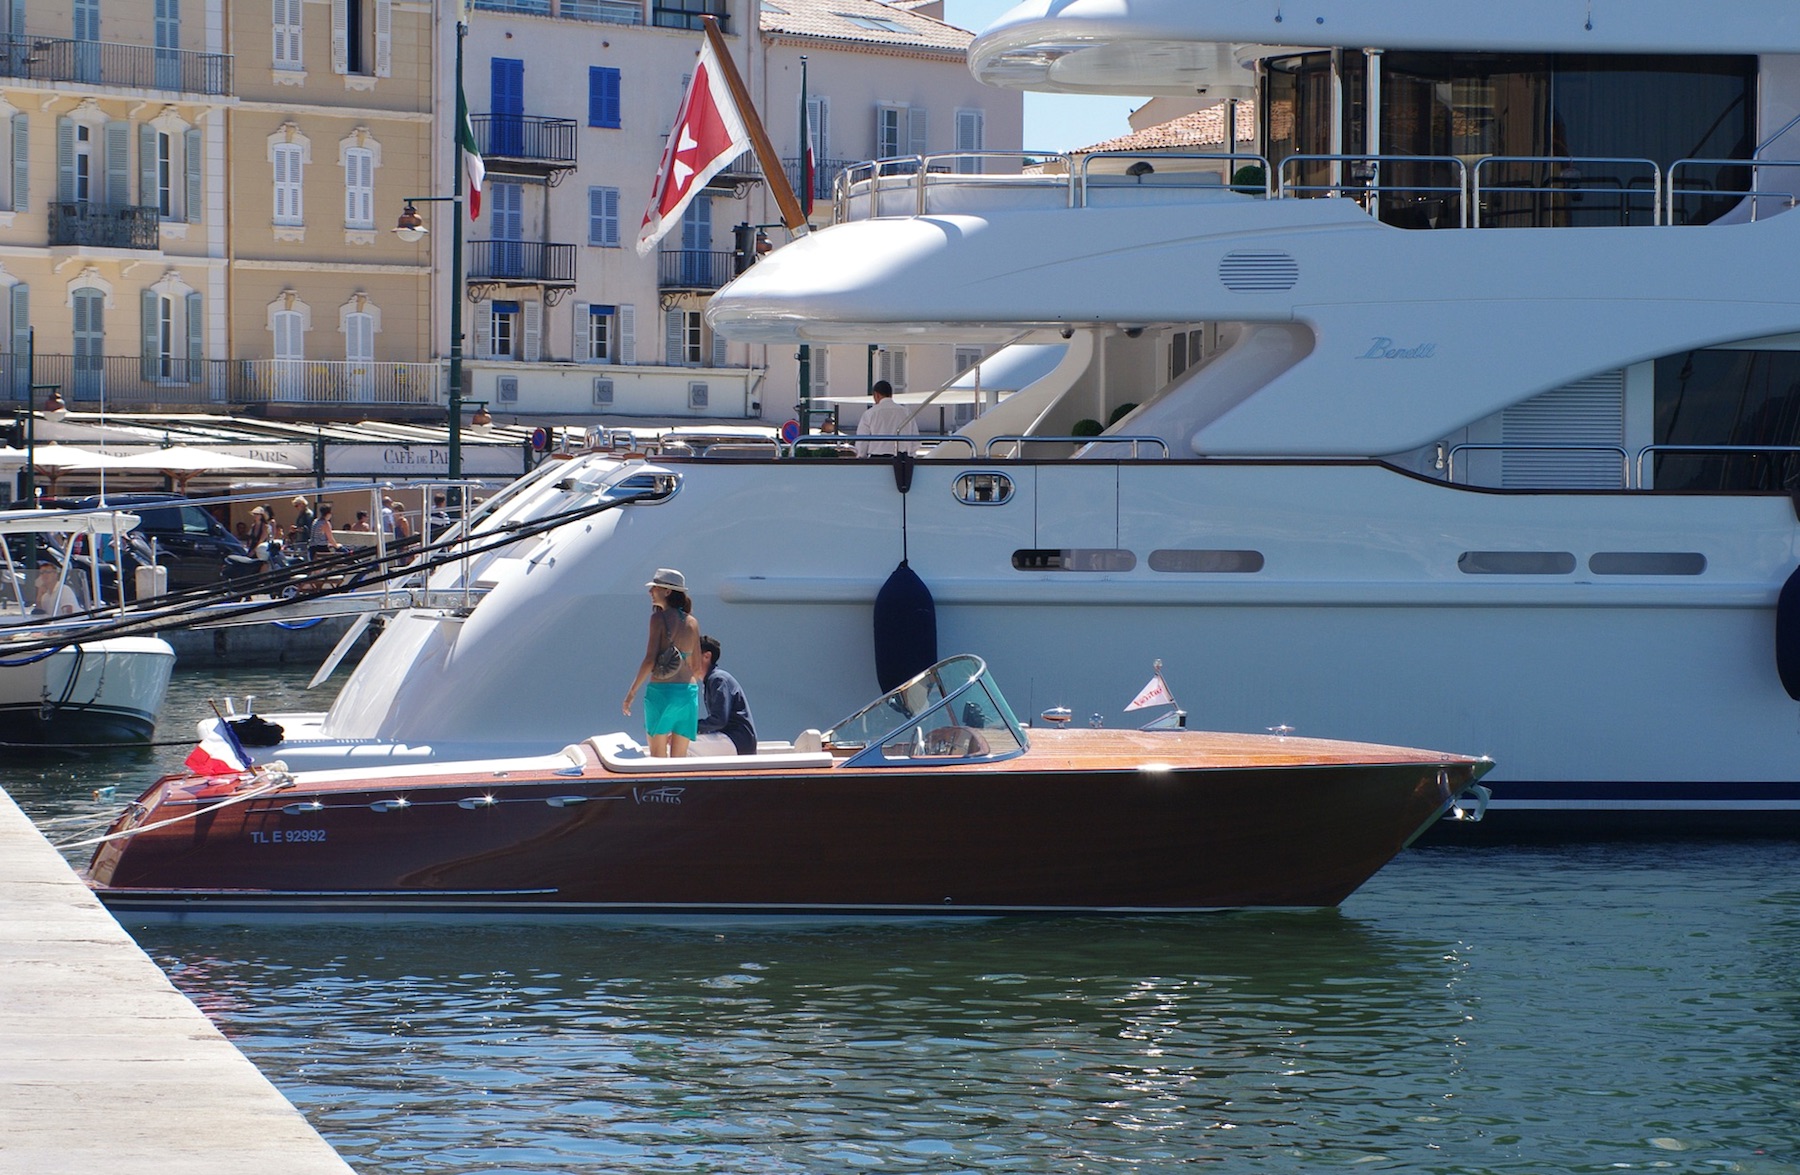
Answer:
824, 654, 1028, 767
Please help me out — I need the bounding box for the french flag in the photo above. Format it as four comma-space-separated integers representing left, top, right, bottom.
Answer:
184, 717, 254, 776
184, 741, 244, 776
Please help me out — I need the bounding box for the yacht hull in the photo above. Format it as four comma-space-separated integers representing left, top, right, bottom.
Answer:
87, 727, 1488, 922
294, 456, 1800, 836
0, 638, 175, 746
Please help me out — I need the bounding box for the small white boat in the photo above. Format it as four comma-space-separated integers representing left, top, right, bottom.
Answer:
0, 508, 176, 746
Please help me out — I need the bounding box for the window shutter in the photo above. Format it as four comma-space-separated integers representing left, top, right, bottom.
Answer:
138, 123, 157, 207
473, 306, 491, 360
9, 283, 27, 397
664, 308, 683, 366
10, 114, 26, 212
618, 304, 635, 364
141, 289, 160, 381
907, 107, 928, 158
184, 127, 201, 223
330, 0, 347, 74
374, 0, 392, 77
572, 302, 589, 361
185, 291, 203, 381
813, 347, 828, 397
809, 96, 829, 162
56, 118, 74, 202
710, 324, 726, 368
522, 299, 541, 362
589, 68, 624, 129
104, 121, 130, 206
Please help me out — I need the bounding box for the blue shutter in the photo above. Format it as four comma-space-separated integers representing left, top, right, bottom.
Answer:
588, 67, 621, 130
491, 57, 524, 155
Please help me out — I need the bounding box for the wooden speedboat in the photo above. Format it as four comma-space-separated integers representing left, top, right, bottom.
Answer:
85, 656, 1492, 922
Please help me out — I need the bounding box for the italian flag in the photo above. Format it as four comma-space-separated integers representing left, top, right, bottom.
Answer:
458, 78, 484, 220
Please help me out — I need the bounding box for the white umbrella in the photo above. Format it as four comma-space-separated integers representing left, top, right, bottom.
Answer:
0, 443, 110, 469
110, 446, 297, 491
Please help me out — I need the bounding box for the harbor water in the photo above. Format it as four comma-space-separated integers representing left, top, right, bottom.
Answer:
7, 666, 1800, 1173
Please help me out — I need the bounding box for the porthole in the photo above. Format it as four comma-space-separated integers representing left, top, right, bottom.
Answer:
1457, 551, 1576, 575
953, 472, 1014, 505
1148, 549, 1265, 573
1012, 549, 1136, 572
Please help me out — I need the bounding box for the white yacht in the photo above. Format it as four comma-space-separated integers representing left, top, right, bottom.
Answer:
0, 509, 175, 746
257, 0, 1800, 834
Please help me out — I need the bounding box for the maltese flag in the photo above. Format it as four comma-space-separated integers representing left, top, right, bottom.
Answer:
636, 38, 751, 255
1125, 673, 1175, 712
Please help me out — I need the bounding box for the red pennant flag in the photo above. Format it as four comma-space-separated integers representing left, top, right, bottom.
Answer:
637, 38, 751, 255
1124, 673, 1174, 712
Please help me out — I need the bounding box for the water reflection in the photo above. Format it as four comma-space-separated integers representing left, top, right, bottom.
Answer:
145, 913, 1473, 1173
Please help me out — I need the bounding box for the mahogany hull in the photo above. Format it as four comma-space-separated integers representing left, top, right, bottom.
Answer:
87, 737, 1487, 921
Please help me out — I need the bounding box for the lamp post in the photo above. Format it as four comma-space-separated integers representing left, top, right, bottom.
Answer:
394, 16, 466, 488
394, 192, 464, 486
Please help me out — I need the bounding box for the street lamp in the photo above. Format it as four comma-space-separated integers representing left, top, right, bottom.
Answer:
393, 14, 468, 488
395, 190, 465, 487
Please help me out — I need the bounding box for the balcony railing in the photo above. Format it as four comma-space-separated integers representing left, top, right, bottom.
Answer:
49, 202, 160, 250
782, 156, 855, 202
471, 114, 577, 170
467, 240, 577, 286
0, 33, 232, 96
658, 249, 735, 292
236, 360, 442, 405
9, 355, 440, 408
562, 0, 644, 24
651, 3, 729, 33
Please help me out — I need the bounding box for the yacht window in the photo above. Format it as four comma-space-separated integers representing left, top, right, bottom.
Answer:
1264, 51, 1756, 228
1457, 551, 1576, 575
1589, 552, 1706, 576
1012, 549, 1135, 572
1148, 549, 1265, 574
1653, 349, 1800, 492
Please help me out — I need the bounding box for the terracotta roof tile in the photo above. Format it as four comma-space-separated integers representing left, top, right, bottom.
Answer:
760, 0, 973, 53
1079, 103, 1259, 155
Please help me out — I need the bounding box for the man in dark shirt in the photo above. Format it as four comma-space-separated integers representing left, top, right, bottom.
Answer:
694, 634, 757, 756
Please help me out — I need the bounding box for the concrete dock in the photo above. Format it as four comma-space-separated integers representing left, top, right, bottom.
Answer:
0, 789, 356, 1175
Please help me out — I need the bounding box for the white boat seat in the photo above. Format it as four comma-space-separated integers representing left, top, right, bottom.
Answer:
587, 732, 833, 773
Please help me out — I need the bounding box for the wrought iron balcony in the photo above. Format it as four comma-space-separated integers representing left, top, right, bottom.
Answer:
471, 114, 577, 180
781, 157, 855, 202
18, 354, 441, 409
49, 202, 160, 250
467, 240, 577, 298
658, 249, 735, 292
0, 33, 232, 96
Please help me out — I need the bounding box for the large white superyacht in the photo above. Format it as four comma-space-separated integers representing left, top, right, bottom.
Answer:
265, 0, 1800, 835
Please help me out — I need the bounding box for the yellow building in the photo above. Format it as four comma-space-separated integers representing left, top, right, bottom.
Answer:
0, 0, 436, 416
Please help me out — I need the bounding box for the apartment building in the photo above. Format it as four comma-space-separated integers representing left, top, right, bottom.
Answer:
0, 0, 1018, 431
0, 1, 435, 415
451, 0, 1021, 423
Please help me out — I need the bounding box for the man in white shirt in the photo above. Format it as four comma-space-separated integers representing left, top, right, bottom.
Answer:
855, 380, 920, 457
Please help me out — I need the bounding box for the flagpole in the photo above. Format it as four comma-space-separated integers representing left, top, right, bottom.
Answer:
797, 54, 811, 425
448, 16, 466, 487
700, 16, 807, 232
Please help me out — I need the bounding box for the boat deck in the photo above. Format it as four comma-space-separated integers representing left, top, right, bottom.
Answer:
0, 787, 355, 1175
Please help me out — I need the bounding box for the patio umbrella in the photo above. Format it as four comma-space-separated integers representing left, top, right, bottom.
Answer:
109, 446, 297, 491
0, 443, 130, 492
